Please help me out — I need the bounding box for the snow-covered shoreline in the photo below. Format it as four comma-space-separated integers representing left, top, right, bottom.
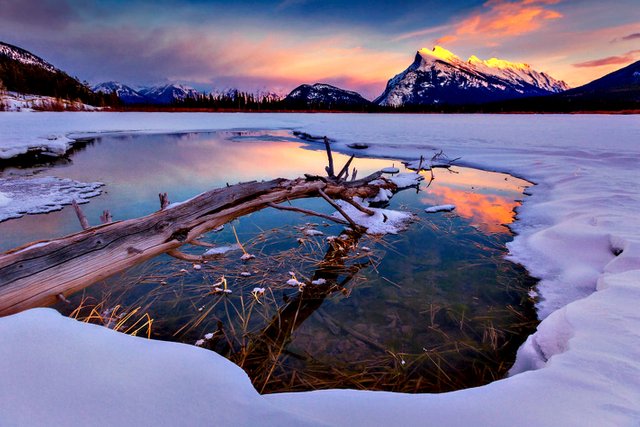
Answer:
1, 112, 639, 425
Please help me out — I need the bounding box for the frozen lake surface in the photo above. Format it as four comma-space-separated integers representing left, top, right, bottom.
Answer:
0, 112, 639, 425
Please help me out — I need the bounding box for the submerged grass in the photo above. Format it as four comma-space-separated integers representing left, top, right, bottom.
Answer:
59, 212, 538, 395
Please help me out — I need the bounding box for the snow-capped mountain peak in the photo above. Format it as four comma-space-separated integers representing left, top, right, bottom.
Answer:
417, 46, 464, 66
138, 83, 200, 103
375, 46, 569, 107
284, 83, 371, 108
93, 81, 146, 102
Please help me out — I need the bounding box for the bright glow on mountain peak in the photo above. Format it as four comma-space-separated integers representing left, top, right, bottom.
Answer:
484, 57, 530, 70
467, 54, 529, 70
419, 47, 529, 72
418, 46, 461, 63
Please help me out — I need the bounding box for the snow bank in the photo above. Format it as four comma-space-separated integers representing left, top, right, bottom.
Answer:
1, 113, 639, 425
0, 309, 317, 426
0, 91, 99, 114
0, 191, 11, 207
0, 176, 103, 222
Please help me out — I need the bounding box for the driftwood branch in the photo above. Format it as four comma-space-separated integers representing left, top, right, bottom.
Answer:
336, 155, 355, 181
189, 239, 215, 248
339, 197, 375, 216
100, 210, 113, 224
71, 200, 90, 230
159, 192, 170, 210
317, 189, 361, 231
267, 202, 349, 225
324, 136, 335, 177
167, 249, 205, 263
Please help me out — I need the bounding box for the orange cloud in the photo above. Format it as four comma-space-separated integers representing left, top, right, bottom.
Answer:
434, 35, 458, 45
438, 0, 563, 46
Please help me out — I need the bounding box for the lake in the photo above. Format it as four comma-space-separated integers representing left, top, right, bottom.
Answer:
0, 129, 538, 393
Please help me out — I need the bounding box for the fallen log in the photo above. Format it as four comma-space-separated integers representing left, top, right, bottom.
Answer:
0, 174, 394, 316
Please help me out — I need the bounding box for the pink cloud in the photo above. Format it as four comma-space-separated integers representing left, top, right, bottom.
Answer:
573, 50, 640, 68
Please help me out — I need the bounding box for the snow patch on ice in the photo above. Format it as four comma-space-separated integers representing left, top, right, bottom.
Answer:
425, 204, 456, 213
333, 201, 413, 235
381, 166, 400, 174
388, 172, 423, 189
203, 244, 241, 256
0, 176, 103, 222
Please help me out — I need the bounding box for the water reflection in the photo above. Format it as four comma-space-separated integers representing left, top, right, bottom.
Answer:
0, 131, 396, 250
419, 166, 527, 234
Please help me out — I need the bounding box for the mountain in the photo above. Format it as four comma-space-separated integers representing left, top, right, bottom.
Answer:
284, 83, 371, 110
0, 42, 57, 74
137, 83, 200, 104
93, 81, 146, 104
374, 46, 569, 107
559, 60, 640, 102
0, 41, 108, 106
487, 60, 640, 112
92, 82, 201, 105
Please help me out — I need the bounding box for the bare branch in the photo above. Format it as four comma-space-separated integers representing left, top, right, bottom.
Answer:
336, 155, 355, 181
338, 197, 375, 216
56, 293, 71, 304
317, 189, 361, 230
189, 239, 216, 248
344, 171, 383, 187
267, 202, 349, 225
99, 210, 113, 224
71, 200, 90, 230
324, 136, 335, 177
167, 249, 204, 263
159, 192, 170, 210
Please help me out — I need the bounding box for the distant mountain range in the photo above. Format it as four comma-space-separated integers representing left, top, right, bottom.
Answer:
93, 81, 201, 105
92, 81, 147, 104
1, 40, 638, 111
92, 81, 284, 105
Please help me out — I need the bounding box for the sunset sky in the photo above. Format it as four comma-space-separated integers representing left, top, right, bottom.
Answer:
1, 0, 638, 98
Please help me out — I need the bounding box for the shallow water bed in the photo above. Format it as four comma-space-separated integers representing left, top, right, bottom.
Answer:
0, 130, 537, 393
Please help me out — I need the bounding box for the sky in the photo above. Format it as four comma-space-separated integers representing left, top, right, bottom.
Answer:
0, 0, 638, 99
